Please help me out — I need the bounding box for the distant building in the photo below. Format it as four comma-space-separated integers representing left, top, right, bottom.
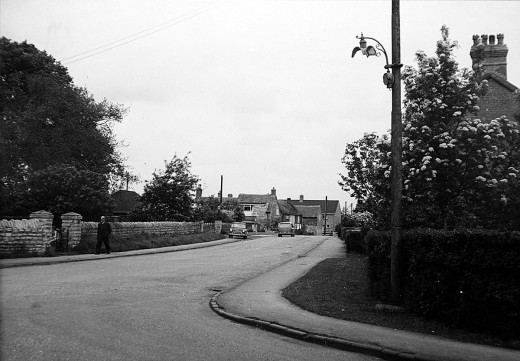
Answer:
293, 195, 341, 235
278, 199, 303, 230
237, 188, 280, 232
293, 204, 322, 235
470, 33, 519, 121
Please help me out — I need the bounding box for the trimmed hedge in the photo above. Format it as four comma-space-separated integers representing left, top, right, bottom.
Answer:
341, 227, 370, 254
366, 229, 520, 339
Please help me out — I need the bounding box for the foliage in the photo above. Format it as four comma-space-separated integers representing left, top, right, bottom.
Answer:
220, 198, 245, 222
131, 154, 199, 221
192, 197, 237, 223
15, 164, 114, 222
0, 37, 133, 217
366, 229, 520, 338
340, 26, 520, 230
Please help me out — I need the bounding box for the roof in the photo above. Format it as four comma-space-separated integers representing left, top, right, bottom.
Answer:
278, 200, 301, 216
111, 190, 140, 213
482, 72, 519, 92
293, 199, 340, 214
237, 194, 273, 204
294, 205, 321, 218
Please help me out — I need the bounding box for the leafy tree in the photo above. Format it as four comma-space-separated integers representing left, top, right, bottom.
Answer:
15, 164, 114, 222
340, 26, 520, 230
0, 37, 132, 217
132, 154, 199, 221
220, 198, 245, 221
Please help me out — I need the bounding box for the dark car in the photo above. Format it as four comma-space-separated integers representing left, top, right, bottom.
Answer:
278, 222, 295, 237
229, 222, 248, 239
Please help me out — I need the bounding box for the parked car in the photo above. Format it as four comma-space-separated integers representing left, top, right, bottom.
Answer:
229, 222, 248, 239
278, 222, 295, 237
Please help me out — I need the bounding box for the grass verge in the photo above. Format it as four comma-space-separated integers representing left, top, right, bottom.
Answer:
64, 232, 228, 255
282, 252, 519, 350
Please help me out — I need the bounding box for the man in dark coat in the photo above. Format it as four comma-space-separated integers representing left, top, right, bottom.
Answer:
96, 216, 112, 254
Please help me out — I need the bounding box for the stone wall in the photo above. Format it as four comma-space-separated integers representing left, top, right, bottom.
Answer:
0, 211, 54, 256
1, 211, 224, 257
80, 220, 222, 242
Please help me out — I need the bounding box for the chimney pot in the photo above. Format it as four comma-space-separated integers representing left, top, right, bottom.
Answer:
228, 194, 233, 198
299, 195, 304, 202
472, 34, 479, 46
489, 35, 495, 45
481, 34, 488, 45
271, 187, 276, 196
498, 33, 504, 45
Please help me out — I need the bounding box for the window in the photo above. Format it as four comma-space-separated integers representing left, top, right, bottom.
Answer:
243, 204, 253, 212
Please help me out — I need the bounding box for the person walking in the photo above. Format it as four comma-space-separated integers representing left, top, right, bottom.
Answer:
96, 216, 112, 254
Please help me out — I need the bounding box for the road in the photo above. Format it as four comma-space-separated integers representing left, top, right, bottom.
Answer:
0, 235, 377, 361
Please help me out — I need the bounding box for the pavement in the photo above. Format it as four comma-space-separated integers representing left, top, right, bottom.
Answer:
2, 237, 518, 361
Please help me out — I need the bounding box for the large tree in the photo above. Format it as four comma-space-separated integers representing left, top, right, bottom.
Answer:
0, 37, 131, 218
340, 26, 520, 230
132, 154, 199, 221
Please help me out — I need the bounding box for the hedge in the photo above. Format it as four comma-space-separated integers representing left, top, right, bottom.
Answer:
366, 229, 520, 339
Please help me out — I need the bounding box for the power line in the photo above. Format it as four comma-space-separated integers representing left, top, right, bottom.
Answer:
61, 0, 226, 65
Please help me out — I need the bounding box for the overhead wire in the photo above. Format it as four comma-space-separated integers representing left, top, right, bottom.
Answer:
60, 0, 227, 65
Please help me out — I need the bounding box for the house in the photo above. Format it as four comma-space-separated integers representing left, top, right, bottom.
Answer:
277, 199, 303, 231
111, 190, 139, 221
293, 195, 341, 235
293, 204, 322, 235
470, 33, 519, 121
236, 188, 280, 232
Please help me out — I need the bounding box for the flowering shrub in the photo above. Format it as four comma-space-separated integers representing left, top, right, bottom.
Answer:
340, 26, 520, 230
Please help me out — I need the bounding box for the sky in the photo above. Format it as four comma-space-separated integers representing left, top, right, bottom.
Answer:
2, 0, 520, 209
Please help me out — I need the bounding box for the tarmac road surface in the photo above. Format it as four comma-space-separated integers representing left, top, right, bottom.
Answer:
0, 235, 377, 361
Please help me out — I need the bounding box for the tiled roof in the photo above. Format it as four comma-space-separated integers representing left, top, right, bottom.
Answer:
237, 194, 273, 204
482, 72, 519, 92
278, 200, 301, 215
293, 199, 340, 214
294, 205, 321, 218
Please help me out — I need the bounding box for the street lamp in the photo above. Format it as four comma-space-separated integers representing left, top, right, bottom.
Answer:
352, 33, 394, 89
351, 0, 403, 304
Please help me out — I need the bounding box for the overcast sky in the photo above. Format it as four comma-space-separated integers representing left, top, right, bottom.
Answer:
2, 0, 520, 208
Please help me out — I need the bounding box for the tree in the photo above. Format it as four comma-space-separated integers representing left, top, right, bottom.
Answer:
0, 37, 132, 217
340, 26, 520, 230
132, 154, 199, 221
16, 165, 114, 222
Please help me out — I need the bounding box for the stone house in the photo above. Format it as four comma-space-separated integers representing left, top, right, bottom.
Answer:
236, 188, 280, 232
293, 204, 322, 235
277, 199, 303, 231
470, 33, 519, 121
293, 195, 341, 235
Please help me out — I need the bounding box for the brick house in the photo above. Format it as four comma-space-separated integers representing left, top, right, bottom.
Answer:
293, 195, 341, 235
470, 33, 519, 121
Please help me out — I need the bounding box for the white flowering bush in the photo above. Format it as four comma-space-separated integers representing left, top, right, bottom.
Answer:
340, 26, 520, 230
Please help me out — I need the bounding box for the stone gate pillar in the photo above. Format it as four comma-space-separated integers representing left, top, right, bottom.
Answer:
61, 212, 83, 249
214, 220, 222, 234
29, 210, 54, 255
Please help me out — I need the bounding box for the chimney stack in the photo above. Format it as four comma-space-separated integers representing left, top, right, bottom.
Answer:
470, 33, 509, 79
271, 187, 276, 196
299, 195, 304, 202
